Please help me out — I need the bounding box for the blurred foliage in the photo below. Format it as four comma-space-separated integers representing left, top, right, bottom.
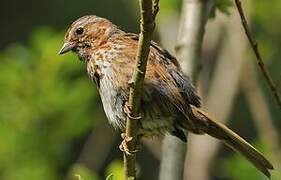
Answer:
214, 0, 233, 15
0, 27, 98, 180
215, 1, 281, 178
68, 164, 98, 180
159, 0, 182, 16
209, 0, 233, 19
252, 0, 281, 79
106, 160, 124, 180
220, 142, 277, 180
0, 0, 137, 48
105, 174, 115, 180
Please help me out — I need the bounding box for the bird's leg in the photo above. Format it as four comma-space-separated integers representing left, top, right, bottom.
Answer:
120, 101, 142, 155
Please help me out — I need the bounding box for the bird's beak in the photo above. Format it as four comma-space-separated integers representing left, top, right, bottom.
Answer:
58, 42, 76, 55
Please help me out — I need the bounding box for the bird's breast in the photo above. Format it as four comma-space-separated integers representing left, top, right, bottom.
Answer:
87, 59, 127, 129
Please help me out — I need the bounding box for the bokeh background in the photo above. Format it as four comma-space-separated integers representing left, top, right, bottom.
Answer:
0, 0, 280, 180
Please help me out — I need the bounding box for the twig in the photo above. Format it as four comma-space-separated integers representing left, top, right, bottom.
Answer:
234, 0, 281, 109
123, 0, 159, 179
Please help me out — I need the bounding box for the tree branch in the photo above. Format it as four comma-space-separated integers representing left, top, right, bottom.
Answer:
234, 0, 281, 109
184, 9, 246, 179
159, 0, 209, 179
160, 136, 186, 180
175, 0, 210, 84
123, 0, 159, 179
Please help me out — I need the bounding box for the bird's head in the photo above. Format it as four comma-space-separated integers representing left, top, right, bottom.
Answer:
58, 15, 120, 59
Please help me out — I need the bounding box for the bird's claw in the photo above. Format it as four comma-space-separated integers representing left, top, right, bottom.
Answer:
123, 102, 142, 120
119, 133, 139, 156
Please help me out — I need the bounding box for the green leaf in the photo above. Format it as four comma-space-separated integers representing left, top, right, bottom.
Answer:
106, 174, 115, 180
106, 160, 124, 180
215, 0, 233, 15
209, 0, 233, 19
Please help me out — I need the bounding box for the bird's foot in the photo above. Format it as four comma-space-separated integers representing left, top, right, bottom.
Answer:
123, 102, 142, 120
119, 133, 140, 156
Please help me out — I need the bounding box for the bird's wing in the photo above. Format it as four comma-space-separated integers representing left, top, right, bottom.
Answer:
124, 33, 201, 108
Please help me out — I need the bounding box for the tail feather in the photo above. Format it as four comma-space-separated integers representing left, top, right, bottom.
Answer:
190, 105, 274, 178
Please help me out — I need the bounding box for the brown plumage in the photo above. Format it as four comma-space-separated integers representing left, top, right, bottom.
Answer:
59, 15, 273, 177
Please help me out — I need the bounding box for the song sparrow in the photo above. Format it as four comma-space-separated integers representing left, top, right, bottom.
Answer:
59, 15, 273, 177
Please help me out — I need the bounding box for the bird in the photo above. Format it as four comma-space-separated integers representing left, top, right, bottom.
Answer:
59, 15, 273, 177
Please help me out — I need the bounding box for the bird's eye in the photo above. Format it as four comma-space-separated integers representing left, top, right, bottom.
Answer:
76, 27, 84, 35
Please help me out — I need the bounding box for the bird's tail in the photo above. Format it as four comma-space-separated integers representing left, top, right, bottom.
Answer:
190, 105, 274, 178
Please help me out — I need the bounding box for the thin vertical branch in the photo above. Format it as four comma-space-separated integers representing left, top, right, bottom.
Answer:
157, 13, 187, 180
184, 9, 247, 179
123, 0, 159, 179
175, 0, 210, 83
159, 136, 186, 180
234, 0, 281, 109
159, 0, 209, 180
